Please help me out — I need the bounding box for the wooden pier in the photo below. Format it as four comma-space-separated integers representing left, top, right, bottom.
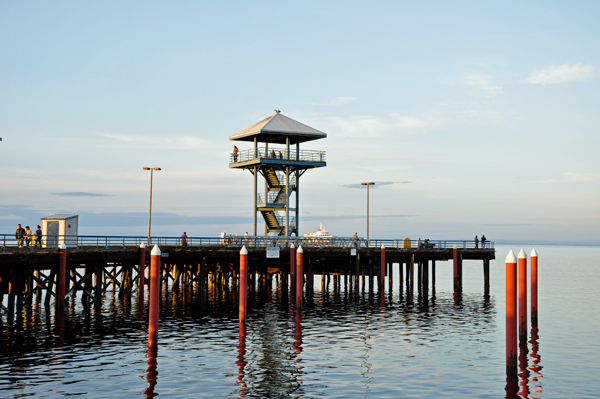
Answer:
0, 241, 495, 318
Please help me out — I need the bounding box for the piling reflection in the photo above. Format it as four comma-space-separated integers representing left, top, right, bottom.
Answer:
236, 322, 248, 395
145, 345, 158, 398
529, 327, 543, 395
2, 265, 502, 397
518, 339, 530, 398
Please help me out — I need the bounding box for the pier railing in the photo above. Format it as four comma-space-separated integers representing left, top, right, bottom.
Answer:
230, 148, 326, 164
1, 234, 493, 250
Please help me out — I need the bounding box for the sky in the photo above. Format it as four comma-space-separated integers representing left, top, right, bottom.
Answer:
1, 1, 599, 244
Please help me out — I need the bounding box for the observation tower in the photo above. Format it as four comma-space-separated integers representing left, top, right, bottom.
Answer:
229, 110, 327, 236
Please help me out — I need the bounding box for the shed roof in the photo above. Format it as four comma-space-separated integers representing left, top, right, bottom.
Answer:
229, 111, 326, 144
41, 214, 78, 220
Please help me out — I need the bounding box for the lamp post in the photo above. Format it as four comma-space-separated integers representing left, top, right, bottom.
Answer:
361, 182, 375, 246
143, 167, 161, 245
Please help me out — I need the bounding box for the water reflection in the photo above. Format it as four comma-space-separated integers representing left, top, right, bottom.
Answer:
1, 266, 504, 398
145, 345, 158, 398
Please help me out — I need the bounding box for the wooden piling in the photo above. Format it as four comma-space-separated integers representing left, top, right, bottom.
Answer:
296, 246, 304, 309
57, 243, 67, 309
506, 250, 518, 377
139, 243, 146, 300
148, 245, 161, 347
518, 249, 527, 342
530, 249, 538, 328
239, 246, 248, 323
380, 245, 385, 290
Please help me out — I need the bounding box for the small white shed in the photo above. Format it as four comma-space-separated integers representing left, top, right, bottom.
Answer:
40, 214, 79, 248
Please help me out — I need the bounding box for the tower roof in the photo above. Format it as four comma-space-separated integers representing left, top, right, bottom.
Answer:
229, 111, 327, 144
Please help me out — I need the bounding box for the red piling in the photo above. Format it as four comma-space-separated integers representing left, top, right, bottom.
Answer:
530, 249, 538, 328
148, 244, 161, 348
139, 242, 146, 299
57, 242, 67, 308
453, 246, 459, 292
506, 250, 518, 377
290, 243, 296, 295
380, 245, 386, 289
239, 246, 248, 323
296, 246, 304, 309
518, 249, 527, 341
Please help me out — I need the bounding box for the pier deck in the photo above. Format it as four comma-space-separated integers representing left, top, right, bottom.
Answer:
1, 236, 495, 316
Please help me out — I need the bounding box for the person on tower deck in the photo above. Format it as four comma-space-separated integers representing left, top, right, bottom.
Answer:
278, 151, 283, 159
474, 235, 479, 248
233, 146, 239, 162
481, 235, 486, 248
271, 149, 276, 159
15, 224, 25, 247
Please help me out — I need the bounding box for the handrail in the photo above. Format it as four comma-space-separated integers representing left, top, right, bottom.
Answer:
230, 148, 326, 164
0, 234, 494, 250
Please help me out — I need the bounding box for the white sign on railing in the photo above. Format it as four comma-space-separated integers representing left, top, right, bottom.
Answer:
266, 247, 280, 258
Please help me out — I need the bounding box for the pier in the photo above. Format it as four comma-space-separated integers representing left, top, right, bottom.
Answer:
0, 235, 494, 318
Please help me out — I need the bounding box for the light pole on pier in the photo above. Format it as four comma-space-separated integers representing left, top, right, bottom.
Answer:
361, 182, 375, 246
143, 167, 161, 245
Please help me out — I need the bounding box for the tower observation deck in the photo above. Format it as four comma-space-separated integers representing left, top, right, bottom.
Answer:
229, 111, 326, 236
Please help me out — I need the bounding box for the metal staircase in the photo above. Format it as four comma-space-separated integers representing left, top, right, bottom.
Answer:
258, 166, 296, 235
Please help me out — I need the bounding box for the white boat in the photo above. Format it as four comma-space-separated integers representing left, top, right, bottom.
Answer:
304, 223, 334, 239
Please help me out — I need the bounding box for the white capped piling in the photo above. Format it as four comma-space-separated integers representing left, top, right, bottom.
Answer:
518, 249, 527, 341
506, 250, 518, 376
239, 246, 248, 323
530, 249, 538, 327
296, 246, 304, 309
148, 244, 161, 347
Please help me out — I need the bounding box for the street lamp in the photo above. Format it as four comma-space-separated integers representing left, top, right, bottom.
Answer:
143, 167, 161, 245
361, 182, 375, 246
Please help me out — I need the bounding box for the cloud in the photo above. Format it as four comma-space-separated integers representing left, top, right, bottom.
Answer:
309, 96, 358, 106
485, 223, 532, 227
342, 181, 412, 189
331, 96, 357, 105
320, 113, 446, 138
461, 74, 503, 94
51, 192, 114, 197
303, 214, 415, 221
0, 214, 21, 220
98, 133, 212, 150
525, 64, 596, 84
542, 172, 600, 183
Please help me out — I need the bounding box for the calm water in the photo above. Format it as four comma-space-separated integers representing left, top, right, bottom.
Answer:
1, 245, 599, 398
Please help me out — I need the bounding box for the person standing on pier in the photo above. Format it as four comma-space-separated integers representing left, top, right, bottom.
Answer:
181, 232, 188, 247
15, 224, 25, 247
475, 235, 479, 248
35, 225, 42, 247
481, 235, 486, 248
28, 226, 36, 247
24, 226, 32, 247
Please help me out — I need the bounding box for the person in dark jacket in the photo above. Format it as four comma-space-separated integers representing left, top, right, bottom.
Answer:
15, 224, 25, 247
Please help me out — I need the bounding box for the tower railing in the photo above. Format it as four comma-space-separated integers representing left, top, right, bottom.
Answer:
231, 148, 326, 163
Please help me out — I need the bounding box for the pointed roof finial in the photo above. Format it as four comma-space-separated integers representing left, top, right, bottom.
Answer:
274, 109, 281, 113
